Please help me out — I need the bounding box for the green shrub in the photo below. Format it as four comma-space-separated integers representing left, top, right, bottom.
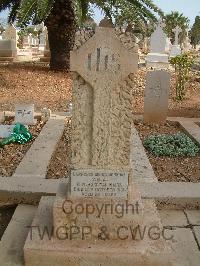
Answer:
144, 133, 200, 157
170, 53, 195, 101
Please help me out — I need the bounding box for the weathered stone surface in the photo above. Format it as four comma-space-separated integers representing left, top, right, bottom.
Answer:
14, 103, 36, 125
0, 204, 36, 266
24, 197, 174, 266
185, 210, 200, 225
2, 24, 18, 45
144, 70, 171, 123
130, 126, 158, 183
0, 39, 17, 57
70, 25, 138, 170
159, 210, 188, 227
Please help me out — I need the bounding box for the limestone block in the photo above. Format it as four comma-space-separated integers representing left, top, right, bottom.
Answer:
0, 39, 17, 57
24, 197, 174, 266
70, 26, 138, 170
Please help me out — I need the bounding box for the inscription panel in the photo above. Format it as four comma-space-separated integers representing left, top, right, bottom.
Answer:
71, 169, 128, 198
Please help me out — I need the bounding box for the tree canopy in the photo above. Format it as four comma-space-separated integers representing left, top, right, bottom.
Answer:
0, 0, 163, 29
164, 11, 190, 44
190, 16, 200, 48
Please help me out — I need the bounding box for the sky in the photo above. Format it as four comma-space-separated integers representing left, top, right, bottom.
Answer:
93, 0, 200, 26
0, 1, 200, 26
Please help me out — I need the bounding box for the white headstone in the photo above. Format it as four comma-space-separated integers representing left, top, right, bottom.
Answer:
183, 30, 192, 52
14, 103, 37, 125
146, 19, 169, 69
173, 26, 182, 45
150, 19, 167, 54
144, 70, 171, 123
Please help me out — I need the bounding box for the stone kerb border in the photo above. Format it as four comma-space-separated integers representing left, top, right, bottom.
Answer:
0, 115, 199, 207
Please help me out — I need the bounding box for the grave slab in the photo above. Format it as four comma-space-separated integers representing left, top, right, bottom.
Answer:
13, 117, 65, 178
159, 210, 188, 227
0, 204, 36, 266
185, 210, 200, 225
24, 197, 175, 266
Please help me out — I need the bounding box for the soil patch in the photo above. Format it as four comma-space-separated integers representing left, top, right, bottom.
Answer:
135, 121, 200, 182
47, 119, 71, 179
0, 205, 16, 240
0, 120, 45, 176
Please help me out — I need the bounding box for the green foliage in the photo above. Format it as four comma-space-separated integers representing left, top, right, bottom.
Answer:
0, 0, 163, 29
190, 16, 200, 48
170, 53, 195, 101
164, 11, 189, 44
111, 0, 164, 37
144, 133, 200, 157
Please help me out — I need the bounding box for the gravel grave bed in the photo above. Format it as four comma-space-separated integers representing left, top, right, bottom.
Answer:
0, 118, 45, 176
135, 121, 200, 182
47, 119, 71, 179
0, 63, 199, 118
0, 205, 16, 240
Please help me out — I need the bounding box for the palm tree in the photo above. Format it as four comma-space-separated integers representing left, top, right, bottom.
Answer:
164, 11, 190, 44
0, 0, 162, 70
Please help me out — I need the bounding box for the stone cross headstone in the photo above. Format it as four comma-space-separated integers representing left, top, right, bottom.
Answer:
170, 26, 182, 57
23, 19, 172, 265
70, 21, 138, 175
144, 70, 171, 123
173, 26, 182, 45
14, 103, 37, 125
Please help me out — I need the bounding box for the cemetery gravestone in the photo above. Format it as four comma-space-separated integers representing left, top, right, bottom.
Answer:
183, 30, 192, 52
144, 70, 171, 123
2, 24, 18, 48
170, 26, 182, 57
40, 28, 50, 62
0, 39, 17, 61
70, 22, 138, 171
146, 19, 169, 69
14, 104, 37, 125
24, 20, 173, 266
